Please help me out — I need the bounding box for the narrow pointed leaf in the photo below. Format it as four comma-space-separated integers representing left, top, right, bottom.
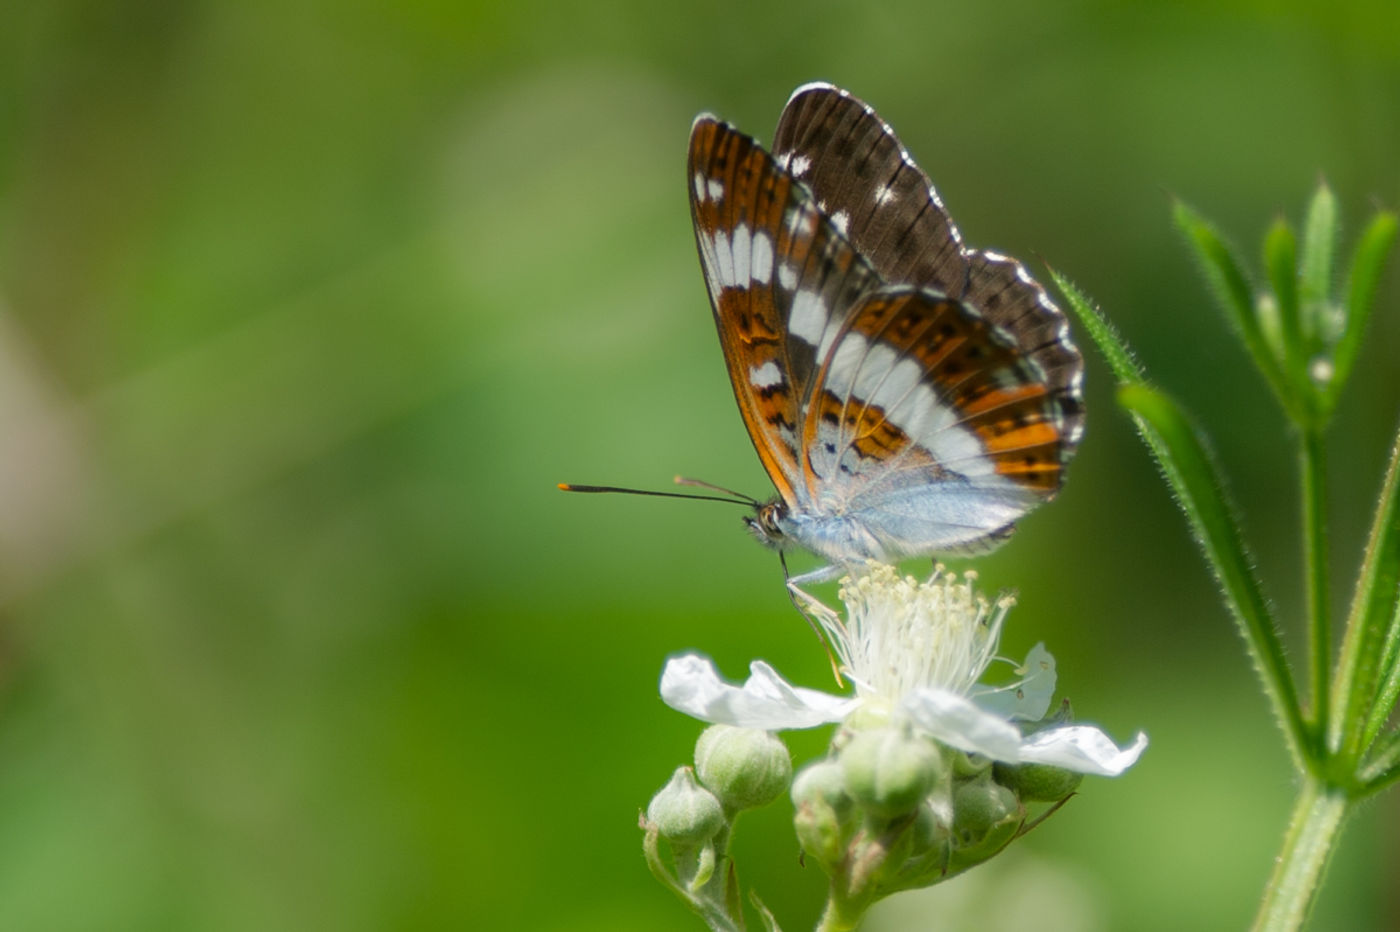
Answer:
1364, 633, 1400, 750
750, 892, 783, 932
1264, 218, 1309, 407
1359, 728, 1400, 792
1332, 421, 1400, 759
1049, 268, 1146, 384
1326, 211, 1397, 413
1118, 384, 1306, 765
1300, 182, 1338, 328
1052, 270, 1308, 762
1174, 201, 1295, 415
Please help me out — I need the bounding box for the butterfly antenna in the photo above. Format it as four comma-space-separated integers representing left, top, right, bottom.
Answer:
557, 483, 754, 507
673, 476, 761, 505
780, 552, 846, 688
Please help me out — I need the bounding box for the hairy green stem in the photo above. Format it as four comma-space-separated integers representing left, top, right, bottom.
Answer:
815, 899, 863, 932
1252, 780, 1349, 932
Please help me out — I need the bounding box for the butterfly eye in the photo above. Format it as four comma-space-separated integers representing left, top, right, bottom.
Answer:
744, 503, 788, 551
759, 503, 786, 537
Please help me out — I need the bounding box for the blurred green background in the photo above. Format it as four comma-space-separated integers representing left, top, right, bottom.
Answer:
1, 0, 1398, 929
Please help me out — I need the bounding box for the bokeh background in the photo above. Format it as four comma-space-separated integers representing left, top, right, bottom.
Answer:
2, 1, 1399, 929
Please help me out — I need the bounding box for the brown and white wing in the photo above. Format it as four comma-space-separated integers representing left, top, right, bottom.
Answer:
774, 83, 1083, 469
797, 285, 1071, 555
688, 115, 883, 509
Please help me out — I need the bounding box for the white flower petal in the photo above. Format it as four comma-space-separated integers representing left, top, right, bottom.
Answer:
659, 653, 857, 730
972, 642, 1057, 722
903, 687, 1026, 761
1018, 726, 1149, 776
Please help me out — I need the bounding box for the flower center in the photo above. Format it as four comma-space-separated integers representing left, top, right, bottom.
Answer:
826, 564, 1013, 705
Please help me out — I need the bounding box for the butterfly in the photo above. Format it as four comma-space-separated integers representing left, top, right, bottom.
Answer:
685, 82, 1083, 583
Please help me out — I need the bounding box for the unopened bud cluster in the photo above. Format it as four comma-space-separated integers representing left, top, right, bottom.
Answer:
793, 722, 1081, 910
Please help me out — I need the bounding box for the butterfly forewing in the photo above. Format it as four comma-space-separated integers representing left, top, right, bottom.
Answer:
688, 115, 884, 510
773, 83, 969, 298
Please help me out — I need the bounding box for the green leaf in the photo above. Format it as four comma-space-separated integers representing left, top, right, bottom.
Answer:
1049, 269, 1310, 764
1325, 210, 1398, 414
1300, 182, 1339, 339
1331, 422, 1400, 760
724, 858, 744, 930
1363, 636, 1400, 753
1358, 728, 1400, 791
1118, 384, 1308, 766
1174, 201, 1297, 418
1049, 268, 1145, 385
1264, 218, 1309, 412
750, 892, 783, 932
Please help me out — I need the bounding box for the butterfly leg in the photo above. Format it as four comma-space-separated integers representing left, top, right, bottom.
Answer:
779, 571, 850, 689
784, 563, 846, 587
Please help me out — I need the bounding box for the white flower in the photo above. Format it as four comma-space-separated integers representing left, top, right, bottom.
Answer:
660, 564, 1147, 777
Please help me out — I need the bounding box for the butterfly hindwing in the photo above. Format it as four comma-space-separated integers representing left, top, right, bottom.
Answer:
961, 251, 1084, 457
802, 286, 1059, 554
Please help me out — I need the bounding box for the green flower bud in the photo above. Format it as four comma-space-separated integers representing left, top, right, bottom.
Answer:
694, 725, 791, 812
792, 759, 852, 867
952, 777, 1018, 845
840, 728, 945, 820
946, 814, 1021, 875
952, 750, 992, 779
993, 761, 1084, 802
911, 796, 953, 858
647, 766, 725, 844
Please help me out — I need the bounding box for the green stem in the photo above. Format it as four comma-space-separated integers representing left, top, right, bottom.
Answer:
815, 896, 866, 932
1301, 426, 1330, 742
1252, 779, 1349, 932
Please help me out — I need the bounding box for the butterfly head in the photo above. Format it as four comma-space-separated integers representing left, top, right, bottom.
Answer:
745, 500, 790, 550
